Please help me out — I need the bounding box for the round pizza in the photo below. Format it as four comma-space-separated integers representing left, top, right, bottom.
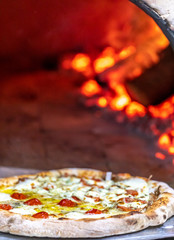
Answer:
0, 168, 174, 238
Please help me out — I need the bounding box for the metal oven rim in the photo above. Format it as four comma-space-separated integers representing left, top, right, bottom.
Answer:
130, 0, 174, 50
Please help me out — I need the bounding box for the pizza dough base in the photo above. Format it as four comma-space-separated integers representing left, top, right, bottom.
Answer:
0, 168, 173, 238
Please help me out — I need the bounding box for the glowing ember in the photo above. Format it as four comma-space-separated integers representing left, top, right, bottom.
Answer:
61, 12, 174, 163
119, 46, 136, 60
97, 97, 108, 108
94, 47, 116, 73
157, 130, 174, 159
155, 152, 166, 160
81, 80, 101, 97
169, 147, 174, 154
110, 96, 131, 111
114, 85, 128, 96
148, 98, 174, 119
125, 102, 146, 118
94, 56, 115, 73
158, 134, 170, 148
71, 54, 91, 72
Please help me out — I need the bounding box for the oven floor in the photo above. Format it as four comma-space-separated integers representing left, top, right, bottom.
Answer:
0, 70, 173, 187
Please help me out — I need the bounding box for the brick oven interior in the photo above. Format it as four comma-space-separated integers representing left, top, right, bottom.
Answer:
0, 0, 174, 188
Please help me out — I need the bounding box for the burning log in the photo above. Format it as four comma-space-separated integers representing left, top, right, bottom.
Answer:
125, 47, 174, 106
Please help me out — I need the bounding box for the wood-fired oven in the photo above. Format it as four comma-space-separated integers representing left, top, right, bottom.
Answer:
0, 0, 173, 196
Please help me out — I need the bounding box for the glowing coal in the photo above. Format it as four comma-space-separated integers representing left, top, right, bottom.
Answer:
61, 10, 173, 164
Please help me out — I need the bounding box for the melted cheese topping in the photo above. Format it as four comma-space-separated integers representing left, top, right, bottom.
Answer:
0, 175, 151, 219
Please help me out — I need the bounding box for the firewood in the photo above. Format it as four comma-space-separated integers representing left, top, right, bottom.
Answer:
125, 47, 174, 106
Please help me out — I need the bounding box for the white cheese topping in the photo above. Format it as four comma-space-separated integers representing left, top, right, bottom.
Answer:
0, 174, 152, 219
10, 208, 37, 215
13, 179, 36, 191
0, 193, 12, 201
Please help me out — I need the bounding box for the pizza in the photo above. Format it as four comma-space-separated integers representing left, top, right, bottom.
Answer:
0, 168, 173, 238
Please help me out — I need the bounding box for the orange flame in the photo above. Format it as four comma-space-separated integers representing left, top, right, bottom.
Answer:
115, 85, 128, 96
155, 152, 166, 160
97, 97, 108, 108
72, 53, 91, 72
94, 47, 116, 73
154, 25, 169, 49
158, 131, 174, 156
158, 134, 170, 148
169, 146, 174, 154
119, 46, 136, 60
81, 80, 101, 97
125, 102, 146, 117
110, 95, 131, 111
61, 16, 173, 161
171, 130, 174, 136
148, 97, 174, 119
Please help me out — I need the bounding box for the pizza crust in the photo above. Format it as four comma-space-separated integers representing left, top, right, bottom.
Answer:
0, 168, 173, 238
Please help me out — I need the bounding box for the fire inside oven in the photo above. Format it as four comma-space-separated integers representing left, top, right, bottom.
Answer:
0, 1, 173, 181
